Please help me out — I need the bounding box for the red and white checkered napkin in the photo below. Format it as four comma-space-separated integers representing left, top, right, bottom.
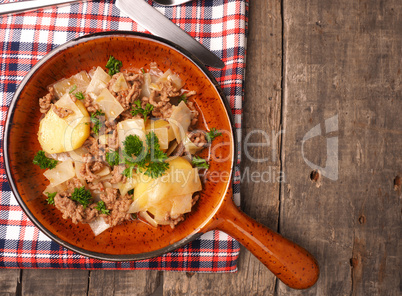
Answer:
0, 0, 247, 271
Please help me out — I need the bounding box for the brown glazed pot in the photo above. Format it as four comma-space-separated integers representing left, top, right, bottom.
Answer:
4, 32, 319, 289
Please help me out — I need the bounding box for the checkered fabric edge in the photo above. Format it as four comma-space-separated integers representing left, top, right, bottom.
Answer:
0, 0, 248, 271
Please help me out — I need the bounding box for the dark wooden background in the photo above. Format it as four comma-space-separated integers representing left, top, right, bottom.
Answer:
1, 0, 401, 295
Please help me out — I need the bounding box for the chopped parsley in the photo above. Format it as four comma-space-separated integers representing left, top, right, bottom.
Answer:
90, 110, 105, 135
69, 85, 77, 94
141, 68, 145, 74
74, 91, 85, 100
123, 135, 145, 161
33, 150, 58, 170
178, 94, 187, 103
131, 100, 154, 119
45, 192, 57, 205
206, 128, 222, 142
105, 56, 122, 76
70, 186, 93, 209
122, 132, 169, 179
122, 166, 135, 178
127, 189, 134, 195
95, 201, 110, 215
192, 156, 209, 169
105, 150, 120, 167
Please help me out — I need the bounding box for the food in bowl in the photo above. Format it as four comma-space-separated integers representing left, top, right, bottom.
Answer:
33, 56, 222, 235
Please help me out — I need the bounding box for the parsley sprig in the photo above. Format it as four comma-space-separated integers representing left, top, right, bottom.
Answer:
105, 150, 120, 167
74, 92, 85, 100
122, 132, 169, 179
105, 56, 122, 76
192, 156, 209, 170
33, 150, 58, 169
45, 192, 57, 205
178, 94, 187, 103
206, 128, 222, 142
90, 110, 105, 135
131, 100, 154, 120
70, 186, 93, 209
69, 85, 77, 94
95, 201, 110, 215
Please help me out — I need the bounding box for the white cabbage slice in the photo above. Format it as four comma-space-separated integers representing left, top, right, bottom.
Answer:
117, 118, 146, 149
95, 88, 124, 120
88, 217, 111, 236
157, 69, 184, 90
111, 73, 129, 92
52, 71, 91, 99
43, 160, 75, 187
141, 73, 151, 98
168, 101, 192, 143
86, 66, 111, 95
182, 135, 203, 155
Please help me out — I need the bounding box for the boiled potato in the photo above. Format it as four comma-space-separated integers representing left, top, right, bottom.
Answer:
38, 94, 90, 153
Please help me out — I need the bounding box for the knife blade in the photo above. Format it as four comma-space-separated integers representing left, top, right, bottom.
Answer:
0, 0, 84, 15
115, 0, 224, 69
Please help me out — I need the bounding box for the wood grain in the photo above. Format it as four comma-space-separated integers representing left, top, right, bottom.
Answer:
162, 0, 284, 295
21, 269, 88, 296
0, 269, 20, 296
279, 0, 402, 295
88, 270, 161, 296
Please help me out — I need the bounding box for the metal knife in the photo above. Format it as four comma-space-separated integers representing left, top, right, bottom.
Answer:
0, 0, 84, 15
115, 0, 225, 69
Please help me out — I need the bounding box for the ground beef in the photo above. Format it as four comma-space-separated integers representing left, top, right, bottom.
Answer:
79, 155, 104, 183
66, 178, 84, 192
108, 130, 119, 150
110, 165, 127, 184
88, 181, 105, 193
141, 93, 173, 119
52, 105, 74, 118
105, 194, 133, 227
164, 213, 185, 229
83, 137, 104, 160
83, 93, 100, 113
191, 194, 200, 206
112, 72, 143, 111
39, 86, 56, 113
187, 101, 199, 126
105, 120, 116, 134
54, 193, 98, 224
188, 131, 207, 147
100, 188, 118, 206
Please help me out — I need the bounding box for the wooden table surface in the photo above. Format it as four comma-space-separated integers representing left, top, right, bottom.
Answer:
1, 0, 401, 295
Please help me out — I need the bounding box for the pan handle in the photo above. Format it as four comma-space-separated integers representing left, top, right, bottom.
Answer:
207, 194, 319, 290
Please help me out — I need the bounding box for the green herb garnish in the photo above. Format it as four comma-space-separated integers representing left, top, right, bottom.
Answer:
69, 85, 77, 94
70, 186, 93, 209
33, 150, 58, 170
74, 91, 85, 100
192, 156, 209, 169
122, 132, 169, 179
105, 56, 122, 76
141, 68, 145, 74
178, 94, 187, 103
45, 192, 57, 205
131, 100, 154, 120
90, 110, 105, 135
95, 201, 110, 215
127, 189, 134, 195
105, 150, 120, 167
206, 128, 222, 142
123, 135, 145, 161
